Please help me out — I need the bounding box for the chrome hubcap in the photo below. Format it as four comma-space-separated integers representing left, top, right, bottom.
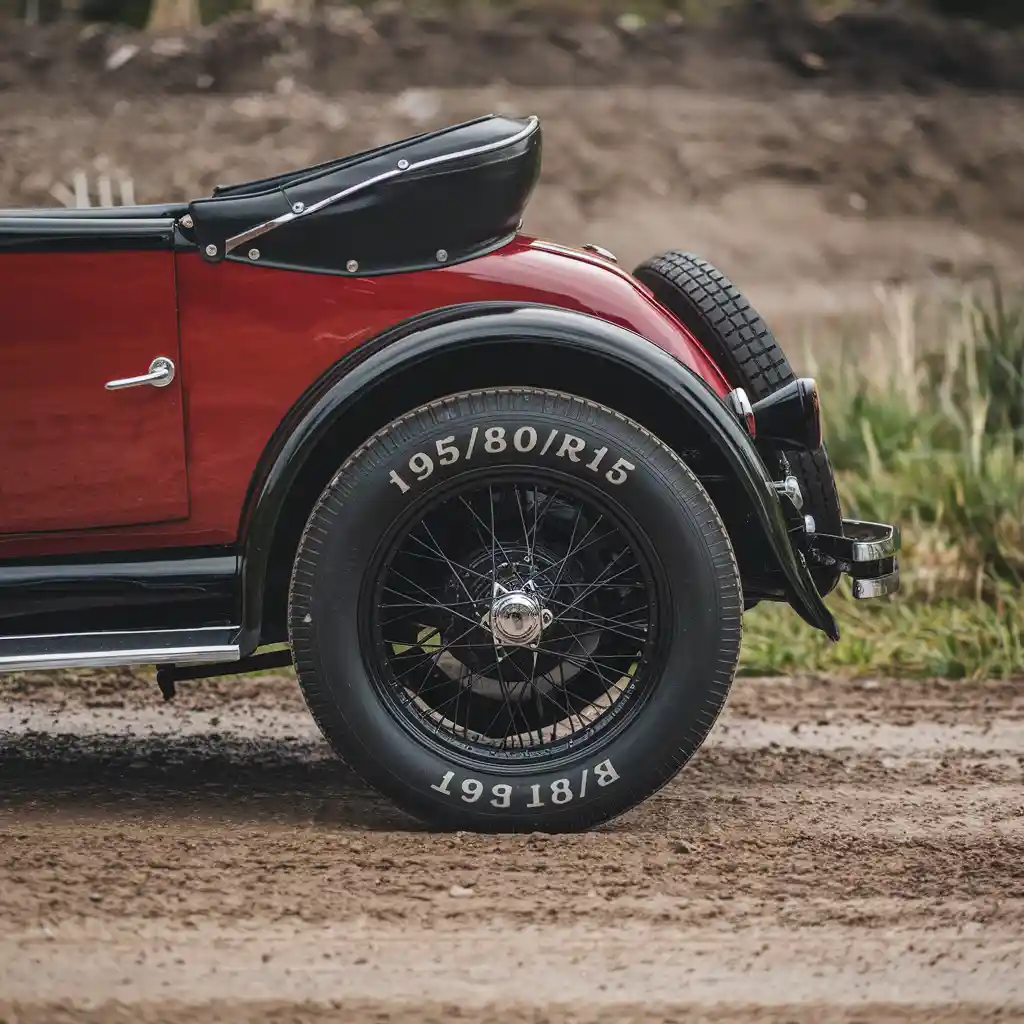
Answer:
486, 585, 554, 648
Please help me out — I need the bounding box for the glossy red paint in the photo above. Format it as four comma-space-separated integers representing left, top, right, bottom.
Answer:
0, 251, 189, 537
0, 236, 729, 559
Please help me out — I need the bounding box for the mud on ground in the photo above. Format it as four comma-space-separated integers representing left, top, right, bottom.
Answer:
1, 668, 1022, 1021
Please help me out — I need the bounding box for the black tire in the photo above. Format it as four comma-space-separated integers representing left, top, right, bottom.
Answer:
289, 387, 741, 832
633, 252, 842, 595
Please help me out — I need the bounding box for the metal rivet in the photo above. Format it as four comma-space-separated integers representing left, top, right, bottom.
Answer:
435, 249, 448, 263
292, 202, 304, 213
179, 214, 194, 229
346, 259, 359, 273
248, 248, 260, 260
204, 244, 217, 257
397, 159, 409, 170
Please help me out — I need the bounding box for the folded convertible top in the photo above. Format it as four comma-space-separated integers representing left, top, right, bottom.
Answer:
183, 114, 542, 277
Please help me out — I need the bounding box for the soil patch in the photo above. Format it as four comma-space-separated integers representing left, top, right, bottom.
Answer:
1, 667, 1021, 1020
3, 2, 1024, 97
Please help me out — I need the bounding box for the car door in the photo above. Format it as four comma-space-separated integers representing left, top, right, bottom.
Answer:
0, 245, 189, 534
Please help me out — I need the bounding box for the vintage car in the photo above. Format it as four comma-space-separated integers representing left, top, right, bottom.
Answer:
0, 114, 899, 831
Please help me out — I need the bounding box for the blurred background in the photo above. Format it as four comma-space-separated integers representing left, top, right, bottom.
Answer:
2, 0, 1022, 673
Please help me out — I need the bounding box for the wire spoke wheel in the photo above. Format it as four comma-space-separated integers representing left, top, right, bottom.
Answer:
290, 387, 741, 831
366, 475, 661, 767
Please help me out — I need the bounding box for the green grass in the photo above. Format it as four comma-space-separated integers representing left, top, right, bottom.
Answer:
809, 281, 1024, 595
742, 585, 1024, 679
744, 280, 1024, 679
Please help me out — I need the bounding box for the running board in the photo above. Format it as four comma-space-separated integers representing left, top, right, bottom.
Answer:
0, 626, 240, 673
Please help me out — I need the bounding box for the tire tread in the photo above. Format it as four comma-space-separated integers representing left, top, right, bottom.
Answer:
288, 386, 742, 832
634, 251, 843, 592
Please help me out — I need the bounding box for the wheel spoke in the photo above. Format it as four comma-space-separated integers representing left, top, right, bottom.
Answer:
372, 475, 657, 761
458, 490, 521, 588
513, 485, 536, 577
391, 621, 480, 682
416, 521, 479, 607
385, 571, 482, 630
548, 556, 639, 622
399, 542, 490, 582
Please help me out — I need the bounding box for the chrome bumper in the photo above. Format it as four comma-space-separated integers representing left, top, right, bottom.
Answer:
805, 520, 901, 599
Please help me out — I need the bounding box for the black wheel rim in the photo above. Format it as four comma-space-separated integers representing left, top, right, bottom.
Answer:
362, 470, 665, 771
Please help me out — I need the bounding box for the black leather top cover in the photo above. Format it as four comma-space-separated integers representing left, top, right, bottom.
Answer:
184, 114, 542, 276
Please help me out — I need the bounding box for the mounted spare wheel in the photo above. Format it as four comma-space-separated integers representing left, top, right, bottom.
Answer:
633, 252, 843, 596
289, 388, 741, 832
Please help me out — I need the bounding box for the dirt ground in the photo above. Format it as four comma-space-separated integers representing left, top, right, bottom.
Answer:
1, 668, 1022, 1021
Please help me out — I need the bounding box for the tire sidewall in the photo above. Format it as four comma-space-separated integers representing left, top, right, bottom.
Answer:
290, 389, 740, 830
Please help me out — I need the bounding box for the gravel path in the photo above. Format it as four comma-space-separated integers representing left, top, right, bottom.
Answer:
1, 670, 1021, 1022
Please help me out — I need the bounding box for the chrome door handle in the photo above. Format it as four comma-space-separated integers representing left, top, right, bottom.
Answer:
105, 356, 175, 391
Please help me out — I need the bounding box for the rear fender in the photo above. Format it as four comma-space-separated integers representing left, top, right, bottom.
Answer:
239, 303, 838, 653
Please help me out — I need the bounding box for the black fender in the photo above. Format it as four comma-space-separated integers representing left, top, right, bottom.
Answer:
238, 303, 839, 654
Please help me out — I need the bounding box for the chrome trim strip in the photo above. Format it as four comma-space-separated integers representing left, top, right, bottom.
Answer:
0, 645, 240, 673
1, 625, 236, 642
0, 626, 241, 673
580, 243, 618, 263
852, 569, 900, 600
224, 116, 541, 254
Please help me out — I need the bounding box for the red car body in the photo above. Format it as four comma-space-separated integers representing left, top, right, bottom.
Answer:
0, 236, 727, 561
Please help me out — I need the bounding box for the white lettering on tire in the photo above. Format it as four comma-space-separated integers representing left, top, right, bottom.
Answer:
550, 778, 573, 804
539, 428, 559, 455
389, 470, 411, 494
605, 458, 635, 486
408, 452, 434, 481
585, 447, 608, 473
391, 427, 635, 496
461, 779, 483, 803
428, 759, 618, 811
556, 434, 586, 462
484, 427, 507, 453
430, 771, 455, 795
436, 435, 460, 466
513, 426, 538, 453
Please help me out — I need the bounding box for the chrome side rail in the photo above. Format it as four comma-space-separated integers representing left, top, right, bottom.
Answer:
0, 626, 240, 673
224, 115, 541, 255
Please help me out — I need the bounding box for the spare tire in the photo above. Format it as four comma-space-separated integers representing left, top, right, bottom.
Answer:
634, 251, 842, 596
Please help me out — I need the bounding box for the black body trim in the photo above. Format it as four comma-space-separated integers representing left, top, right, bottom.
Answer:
186, 115, 542, 277
0, 548, 238, 635
239, 303, 840, 655
0, 212, 178, 252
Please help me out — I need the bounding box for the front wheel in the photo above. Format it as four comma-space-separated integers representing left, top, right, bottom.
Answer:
289, 387, 741, 832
